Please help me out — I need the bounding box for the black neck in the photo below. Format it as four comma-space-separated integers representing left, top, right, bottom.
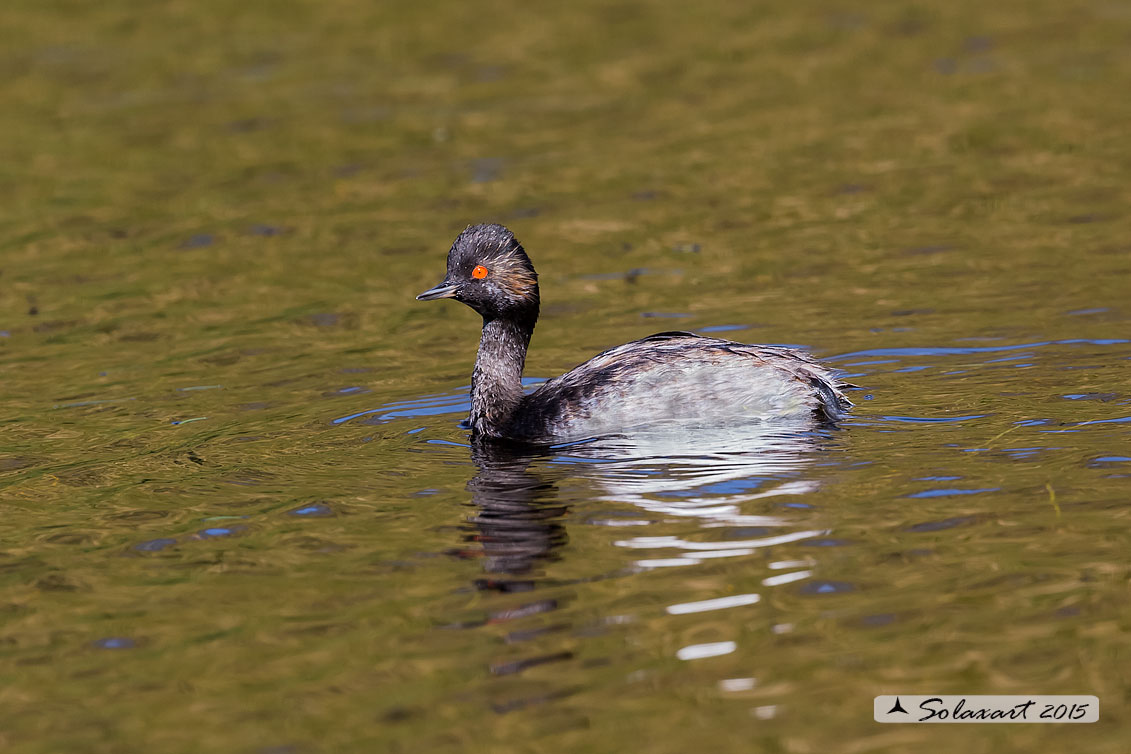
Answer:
470, 314, 535, 438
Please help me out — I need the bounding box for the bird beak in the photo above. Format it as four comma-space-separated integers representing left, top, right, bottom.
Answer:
416, 281, 459, 301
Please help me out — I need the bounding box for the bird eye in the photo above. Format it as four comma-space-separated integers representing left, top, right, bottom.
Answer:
472, 265, 489, 279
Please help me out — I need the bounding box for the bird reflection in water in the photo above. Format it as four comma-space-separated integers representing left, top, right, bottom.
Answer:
458, 441, 566, 592
454, 423, 835, 612
454, 440, 579, 708
450, 423, 838, 714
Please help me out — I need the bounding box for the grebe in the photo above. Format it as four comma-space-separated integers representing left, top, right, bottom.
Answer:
417, 224, 851, 442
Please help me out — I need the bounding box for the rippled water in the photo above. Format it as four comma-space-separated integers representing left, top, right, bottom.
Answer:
3, 1, 1131, 752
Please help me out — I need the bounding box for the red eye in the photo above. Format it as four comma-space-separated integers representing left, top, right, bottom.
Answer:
472, 265, 488, 279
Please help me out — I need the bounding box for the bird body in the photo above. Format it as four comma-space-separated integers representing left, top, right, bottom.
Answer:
418, 224, 850, 443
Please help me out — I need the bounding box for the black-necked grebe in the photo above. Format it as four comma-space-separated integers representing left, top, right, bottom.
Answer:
417, 224, 851, 442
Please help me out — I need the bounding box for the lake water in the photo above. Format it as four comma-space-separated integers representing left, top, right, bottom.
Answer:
2, 1, 1129, 752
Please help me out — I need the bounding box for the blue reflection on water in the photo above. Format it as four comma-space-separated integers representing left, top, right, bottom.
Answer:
800, 580, 855, 594
93, 637, 137, 650
289, 504, 332, 517
332, 394, 470, 425
659, 477, 770, 498
882, 415, 990, 423
697, 324, 749, 333
829, 338, 1129, 361
330, 379, 544, 425
908, 488, 999, 498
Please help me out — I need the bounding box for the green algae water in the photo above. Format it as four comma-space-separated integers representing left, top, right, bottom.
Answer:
3, 1, 1131, 752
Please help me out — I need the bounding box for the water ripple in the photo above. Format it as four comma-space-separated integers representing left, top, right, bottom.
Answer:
829, 338, 1129, 361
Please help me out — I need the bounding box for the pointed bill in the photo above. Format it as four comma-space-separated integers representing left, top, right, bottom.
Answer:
416, 281, 459, 301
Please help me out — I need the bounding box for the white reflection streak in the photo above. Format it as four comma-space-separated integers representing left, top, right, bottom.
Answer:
681, 548, 754, 559
599, 480, 818, 524
636, 558, 698, 568
719, 677, 757, 692
761, 570, 812, 587
676, 641, 737, 661
666, 593, 761, 615
768, 558, 815, 570
618, 529, 829, 551
752, 705, 779, 719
